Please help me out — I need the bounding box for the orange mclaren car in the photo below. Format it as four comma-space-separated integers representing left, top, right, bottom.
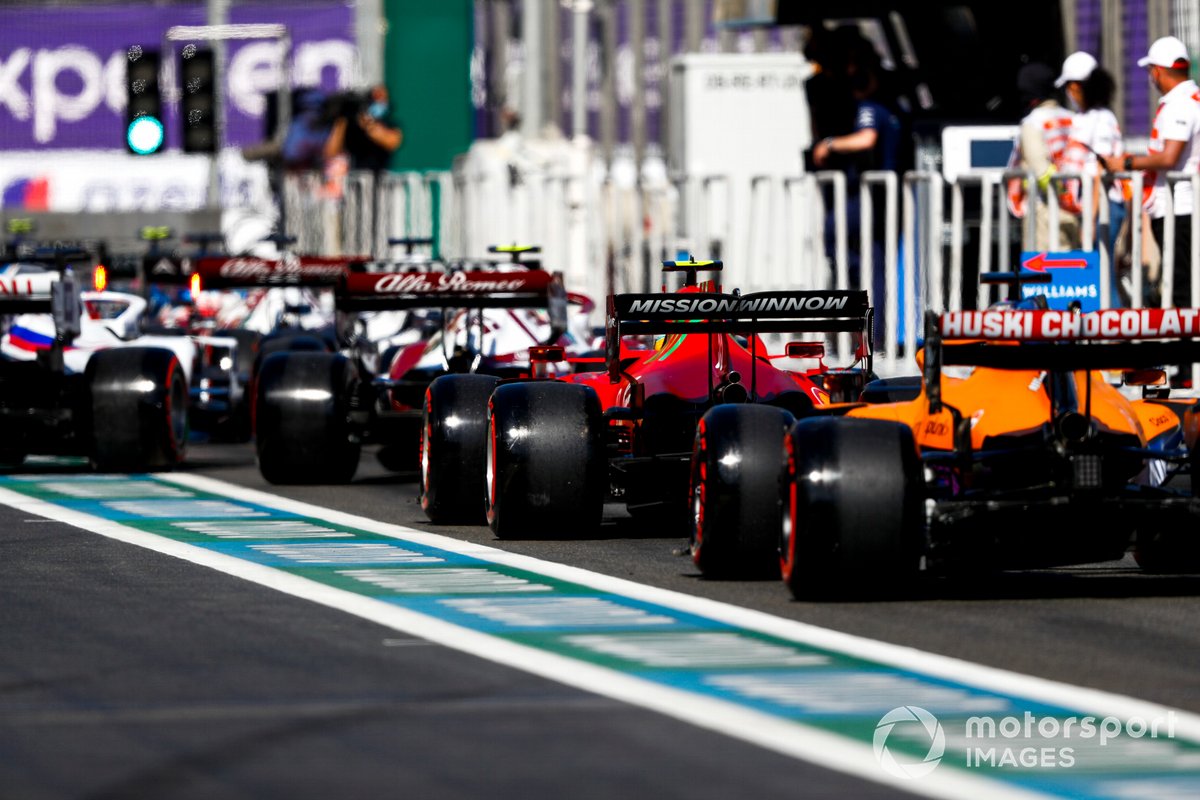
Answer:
778, 293, 1200, 599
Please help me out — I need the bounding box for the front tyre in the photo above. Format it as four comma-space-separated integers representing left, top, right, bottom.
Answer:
781, 417, 922, 599
255, 351, 361, 484
89, 347, 188, 472
486, 382, 605, 538
690, 404, 793, 578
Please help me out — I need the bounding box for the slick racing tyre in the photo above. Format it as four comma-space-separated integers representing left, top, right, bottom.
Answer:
89, 347, 188, 472
781, 417, 922, 599
486, 382, 604, 538
690, 404, 793, 579
1134, 445, 1200, 572
420, 374, 499, 524
248, 332, 332, 436
255, 351, 360, 484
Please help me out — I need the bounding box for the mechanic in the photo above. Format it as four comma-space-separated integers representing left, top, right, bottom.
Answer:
1104, 36, 1200, 319
1007, 63, 1079, 250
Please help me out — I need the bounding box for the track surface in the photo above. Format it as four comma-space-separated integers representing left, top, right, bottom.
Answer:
3, 442, 1200, 798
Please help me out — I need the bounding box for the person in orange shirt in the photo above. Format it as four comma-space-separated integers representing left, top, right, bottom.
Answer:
1007, 63, 1078, 250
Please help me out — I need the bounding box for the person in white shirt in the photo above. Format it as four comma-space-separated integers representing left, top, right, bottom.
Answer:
1104, 36, 1200, 311
1057, 52, 1125, 302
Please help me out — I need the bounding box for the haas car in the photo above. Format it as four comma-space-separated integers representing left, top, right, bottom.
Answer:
253, 249, 577, 484
0, 255, 192, 471
420, 259, 875, 562
776, 275, 1200, 598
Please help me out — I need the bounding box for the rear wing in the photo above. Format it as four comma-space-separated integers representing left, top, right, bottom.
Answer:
336, 268, 567, 320
608, 290, 871, 335
925, 308, 1200, 412
143, 254, 370, 289
929, 308, 1200, 369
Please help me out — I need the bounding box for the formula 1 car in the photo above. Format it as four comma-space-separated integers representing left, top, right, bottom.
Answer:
253, 249, 578, 484
141, 236, 372, 442
419, 260, 874, 560
0, 254, 191, 471
778, 276, 1200, 598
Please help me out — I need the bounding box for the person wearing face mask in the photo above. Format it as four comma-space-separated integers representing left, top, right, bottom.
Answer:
1104, 36, 1200, 316
324, 84, 403, 174
1057, 52, 1127, 302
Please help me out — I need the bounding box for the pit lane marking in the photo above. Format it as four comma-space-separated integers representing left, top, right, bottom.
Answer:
5, 471, 1200, 800
172, 520, 356, 539
247, 543, 442, 564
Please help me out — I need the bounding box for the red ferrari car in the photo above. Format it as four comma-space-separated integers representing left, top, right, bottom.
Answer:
419, 260, 875, 577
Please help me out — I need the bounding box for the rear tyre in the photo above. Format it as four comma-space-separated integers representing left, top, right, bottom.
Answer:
213, 328, 261, 443
690, 404, 793, 579
89, 347, 188, 472
1134, 445, 1200, 572
781, 417, 922, 599
486, 382, 605, 538
255, 351, 360, 484
420, 374, 499, 524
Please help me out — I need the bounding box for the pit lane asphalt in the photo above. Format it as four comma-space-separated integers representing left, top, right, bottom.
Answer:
0, 445, 912, 800
4, 443, 1200, 800
182, 443, 1200, 715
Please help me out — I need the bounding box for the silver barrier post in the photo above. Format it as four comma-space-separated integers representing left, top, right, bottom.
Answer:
747, 175, 775, 294
1046, 173, 1060, 251
902, 171, 945, 365
859, 171, 898, 366
1081, 171, 1095, 251
1163, 175, 1176, 309
1193, 175, 1200, 386
1130, 171, 1144, 308
1022, 170, 1041, 251
974, 173, 993, 311
1098, 174, 1112, 309
814, 171, 848, 293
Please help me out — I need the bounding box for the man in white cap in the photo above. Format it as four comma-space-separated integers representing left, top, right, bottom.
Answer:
1105, 36, 1200, 313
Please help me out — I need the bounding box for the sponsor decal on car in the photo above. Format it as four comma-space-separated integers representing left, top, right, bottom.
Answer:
368, 271, 539, 295
941, 309, 1200, 341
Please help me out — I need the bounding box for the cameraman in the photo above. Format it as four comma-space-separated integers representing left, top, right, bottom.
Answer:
323, 84, 402, 172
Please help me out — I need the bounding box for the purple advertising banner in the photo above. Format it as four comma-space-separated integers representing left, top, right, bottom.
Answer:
0, 3, 355, 151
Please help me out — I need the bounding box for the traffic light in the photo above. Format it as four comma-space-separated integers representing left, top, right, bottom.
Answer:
181, 46, 217, 153
125, 46, 163, 155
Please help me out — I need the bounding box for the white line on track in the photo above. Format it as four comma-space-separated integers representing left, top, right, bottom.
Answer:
1, 471, 1193, 800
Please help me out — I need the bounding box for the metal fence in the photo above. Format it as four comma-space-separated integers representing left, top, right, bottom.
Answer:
282, 164, 1200, 381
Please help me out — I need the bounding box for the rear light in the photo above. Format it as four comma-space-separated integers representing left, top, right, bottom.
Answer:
190, 272, 202, 296
529, 345, 565, 363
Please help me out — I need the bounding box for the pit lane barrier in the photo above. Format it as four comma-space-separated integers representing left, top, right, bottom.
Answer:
281, 164, 1200, 380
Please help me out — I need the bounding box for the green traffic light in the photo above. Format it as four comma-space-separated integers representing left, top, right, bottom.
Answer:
127, 116, 164, 155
